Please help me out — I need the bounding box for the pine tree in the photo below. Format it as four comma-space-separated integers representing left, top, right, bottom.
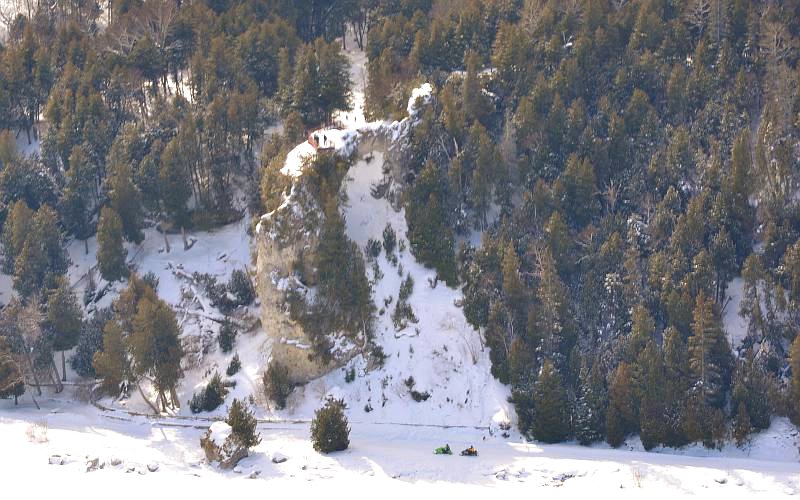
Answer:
129, 297, 184, 411
108, 160, 144, 244
662, 327, 690, 447
1, 200, 33, 273
12, 204, 69, 297
97, 207, 129, 282
311, 397, 350, 453
71, 307, 112, 378
531, 359, 570, 443
635, 340, 667, 450
627, 303, 655, 362
44, 277, 83, 381
607, 362, 636, 448
159, 137, 192, 227
574, 360, 607, 445
92, 321, 129, 396
688, 293, 732, 409
263, 359, 294, 409
226, 398, 261, 449
406, 161, 458, 285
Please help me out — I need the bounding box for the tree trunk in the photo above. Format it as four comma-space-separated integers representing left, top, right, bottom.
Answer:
136, 381, 160, 414
50, 357, 63, 393
182, 226, 188, 250
61, 350, 67, 382
84, 238, 89, 255
25, 351, 42, 396
163, 228, 171, 253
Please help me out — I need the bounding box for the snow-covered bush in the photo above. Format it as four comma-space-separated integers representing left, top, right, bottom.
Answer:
311, 398, 350, 453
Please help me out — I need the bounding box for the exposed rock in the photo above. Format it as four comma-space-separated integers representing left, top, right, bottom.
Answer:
271, 453, 288, 464
48, 455, 64, 465
85, 457, 100, 472
147, 462, 159, 472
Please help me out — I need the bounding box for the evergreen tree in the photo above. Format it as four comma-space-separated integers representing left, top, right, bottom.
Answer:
574, 360, 607, 445
129, 297, 184, 411
263, 359, 294, 410
44, 277, 83, 381
406, 161, 458, 285
70, 307, 113, 378
688, 293, 732, 409
97, 207, 129, 282
635, 340, 667, 450
531, 359, 570, 443
159, 137, 192, 228
1, 200, 33, 274
107, 160, 144, 244
92, 321, 129, 396
311, 397, 350, 453
606, 362, 636, 448
12, 204, 69, 298
226, 398, 261, 450
662, 326, 690, 447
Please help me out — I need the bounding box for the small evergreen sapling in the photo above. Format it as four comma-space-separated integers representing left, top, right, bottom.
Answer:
228, 269, 255, 306
311, 398, 350, 453
226, 354, 241, 376
189, 372, 228, 413
227, 398, 261, 449
218, 318, 236, 353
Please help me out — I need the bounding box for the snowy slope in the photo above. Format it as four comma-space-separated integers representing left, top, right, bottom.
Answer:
282, 149, 513, 429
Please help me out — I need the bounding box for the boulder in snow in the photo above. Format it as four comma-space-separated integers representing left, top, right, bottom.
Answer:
48, 455, 64, 465
271, 453, 288, 464
147, 462, 159, 472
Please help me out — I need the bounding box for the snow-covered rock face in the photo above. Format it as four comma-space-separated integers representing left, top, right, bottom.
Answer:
254, 84, 439, 387
254, 81, 513, 428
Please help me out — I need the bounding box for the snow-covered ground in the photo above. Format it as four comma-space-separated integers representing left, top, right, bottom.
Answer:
2, 399, 800, 497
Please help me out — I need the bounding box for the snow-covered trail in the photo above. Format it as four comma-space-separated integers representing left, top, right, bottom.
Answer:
2, 400, 799, 497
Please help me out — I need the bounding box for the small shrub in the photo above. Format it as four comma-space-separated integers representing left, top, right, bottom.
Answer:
228, 269, 255, 306
410, 390, 431, 402
398, 273, 414, 301
189, 372, 229, 413
263, 360, 294, 409
311, 398, 350, 453
345, 366, 356, 383
226, 353, 241, 376
382, 224, 396, 255
365, 239, 382, 260
218, 318, 237, 353
404, 375, 415, 390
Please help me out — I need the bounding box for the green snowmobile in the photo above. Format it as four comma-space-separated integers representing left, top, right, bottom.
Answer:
434, 444, 452, 455
460, 446, 478, 457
